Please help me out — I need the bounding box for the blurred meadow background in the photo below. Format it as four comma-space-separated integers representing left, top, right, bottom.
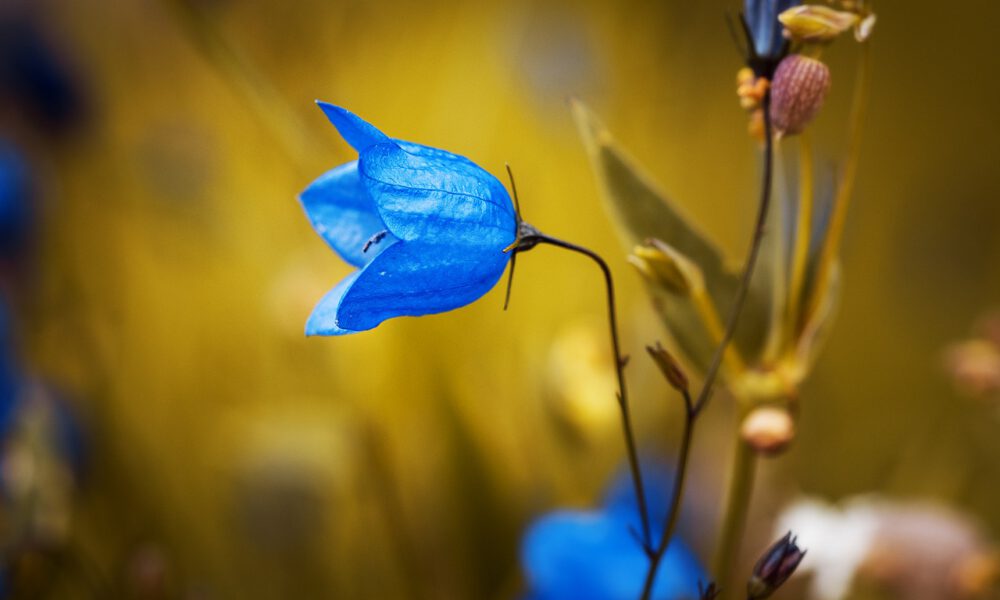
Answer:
2, 0, 1000, 598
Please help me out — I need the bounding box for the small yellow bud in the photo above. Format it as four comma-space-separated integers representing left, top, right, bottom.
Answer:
628, 239, 703, 296
779, 5, 859, 43
737, 70, 770, 111
741, 406, 795, 455
770, 55, 831, 137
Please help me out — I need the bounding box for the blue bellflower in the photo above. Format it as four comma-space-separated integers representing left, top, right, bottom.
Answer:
0, 300, 21, 435
744, 0, 800, 60
521, 465, 706, 600
299, 103, 517, 335
0, 141, 32, 256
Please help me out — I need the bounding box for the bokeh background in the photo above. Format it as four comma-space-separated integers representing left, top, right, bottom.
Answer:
2, 0, 1000, 598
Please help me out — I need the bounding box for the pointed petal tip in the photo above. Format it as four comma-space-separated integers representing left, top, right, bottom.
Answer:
315, 102, 391, 152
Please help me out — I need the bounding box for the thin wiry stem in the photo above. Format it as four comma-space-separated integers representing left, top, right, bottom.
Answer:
638, 387, 695, 600
519, 233, 654, 553
639, 92, 775, 600
693, 92, 775, 416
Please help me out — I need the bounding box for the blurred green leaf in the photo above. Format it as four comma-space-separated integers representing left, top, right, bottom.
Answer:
570, 99, 771, 371
791, 261, 841, 382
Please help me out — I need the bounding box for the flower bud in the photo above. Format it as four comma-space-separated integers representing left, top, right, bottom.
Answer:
628, 239, 703, 296
741, 406, 795, 455
769, 55, 831, 137
748, 532, 806, 599
779, 5, 859, 43
646, 342, 689, 393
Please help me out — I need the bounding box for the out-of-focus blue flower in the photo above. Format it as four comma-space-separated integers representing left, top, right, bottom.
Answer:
0, 300, 21, 434
299, 103, 516, 335
744, 0, 800, 60
521, 466, 706, 600
0, 141, 33, 257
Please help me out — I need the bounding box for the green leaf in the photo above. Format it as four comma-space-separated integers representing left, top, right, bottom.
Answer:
571, 99, 770, 371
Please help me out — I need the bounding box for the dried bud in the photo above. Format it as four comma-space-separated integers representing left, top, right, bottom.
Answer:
741, 406, 795, 455
748, 532, 806, 599
770, 55, 831, 137
779, 5, 859, 43
628, 239, 703, 296
647, 342, 689, 393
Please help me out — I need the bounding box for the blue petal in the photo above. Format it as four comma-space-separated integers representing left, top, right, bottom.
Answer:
744, 0, 800, 57
316, 102, 392, 152
359, 142, 516, 247
300, 160, 394, 267
305, 272, 363, 336
521, 510, 705, 600
335, 240, 510, 331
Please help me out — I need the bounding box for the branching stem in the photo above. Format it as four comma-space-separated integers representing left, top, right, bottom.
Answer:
638, 92, 775, 600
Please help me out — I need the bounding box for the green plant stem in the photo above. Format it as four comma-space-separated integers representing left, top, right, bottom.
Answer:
712, 434, 758, 594
522, 233, 654, 552
787, 132, 814, 338
638, 92, 775, 600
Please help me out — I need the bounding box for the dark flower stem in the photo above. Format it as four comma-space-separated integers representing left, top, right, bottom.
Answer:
638, 91, 775, 600
519, 232, 654, 553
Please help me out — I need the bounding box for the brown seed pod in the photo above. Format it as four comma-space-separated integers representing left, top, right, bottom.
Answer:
769, 55, 831, 136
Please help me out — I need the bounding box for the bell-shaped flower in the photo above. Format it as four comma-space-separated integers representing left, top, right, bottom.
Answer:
299, 103, 516, 335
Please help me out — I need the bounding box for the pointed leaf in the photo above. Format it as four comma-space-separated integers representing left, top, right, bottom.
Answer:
571, 99, 770, 369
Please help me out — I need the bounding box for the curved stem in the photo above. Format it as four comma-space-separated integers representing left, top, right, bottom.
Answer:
639, 92, 776, 599
525, 233, 653, 552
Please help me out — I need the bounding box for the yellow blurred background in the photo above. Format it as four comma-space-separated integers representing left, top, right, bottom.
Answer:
3, 0, 1000, 598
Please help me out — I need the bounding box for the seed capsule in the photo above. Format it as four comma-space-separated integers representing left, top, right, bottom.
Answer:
769, 55, 831, 137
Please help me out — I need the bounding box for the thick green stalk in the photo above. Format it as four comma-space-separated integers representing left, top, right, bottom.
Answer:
711, 434, 759, 594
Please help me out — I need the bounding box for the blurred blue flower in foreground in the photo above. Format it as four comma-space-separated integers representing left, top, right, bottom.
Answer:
744, 0, 800, 61
0, 141, 33, 257
521, 466, 705, 600
300, 102, 516, 335
0, 300, 20, 432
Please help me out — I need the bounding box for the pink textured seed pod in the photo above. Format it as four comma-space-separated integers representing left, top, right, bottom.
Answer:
769, 55, 831, 136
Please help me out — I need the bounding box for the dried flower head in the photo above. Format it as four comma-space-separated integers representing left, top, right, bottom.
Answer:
769, 54, 831, 136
